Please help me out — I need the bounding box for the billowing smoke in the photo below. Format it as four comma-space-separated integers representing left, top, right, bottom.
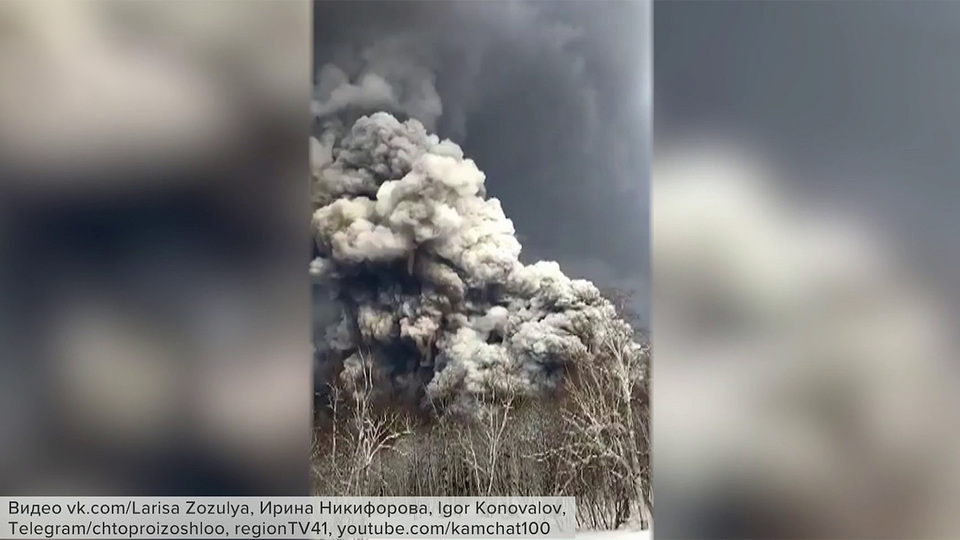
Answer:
312, 35, 443, 131
310, 110, 640, 415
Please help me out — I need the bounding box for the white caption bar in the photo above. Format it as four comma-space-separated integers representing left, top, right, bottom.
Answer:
1, 497, 577, 539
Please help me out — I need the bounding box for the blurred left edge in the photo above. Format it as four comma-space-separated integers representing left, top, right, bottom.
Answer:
0, 0, 312, 496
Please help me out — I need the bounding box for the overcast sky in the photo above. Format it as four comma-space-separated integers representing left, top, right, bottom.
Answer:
314, 0, 651, 322
656, 1, 960, 300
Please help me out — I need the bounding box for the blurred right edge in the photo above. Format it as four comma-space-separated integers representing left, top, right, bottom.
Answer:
652, 1, 960, 538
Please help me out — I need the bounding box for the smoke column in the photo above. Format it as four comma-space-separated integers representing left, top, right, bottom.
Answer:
311, 76, 640, 415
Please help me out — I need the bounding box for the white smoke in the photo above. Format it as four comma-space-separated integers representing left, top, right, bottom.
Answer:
311, 66, 396, 118
312, 37, 443, 131
311, 112, 639, 413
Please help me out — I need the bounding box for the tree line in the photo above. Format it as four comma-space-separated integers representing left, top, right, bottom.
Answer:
312, 290, 651, 530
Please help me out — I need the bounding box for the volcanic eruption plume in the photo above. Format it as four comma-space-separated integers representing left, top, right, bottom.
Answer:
311, 81, 640, 415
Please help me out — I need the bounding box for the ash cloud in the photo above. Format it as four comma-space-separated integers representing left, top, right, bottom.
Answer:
312, 34, 443, 131
311, 112, 639, 413
311, 1, 649, 413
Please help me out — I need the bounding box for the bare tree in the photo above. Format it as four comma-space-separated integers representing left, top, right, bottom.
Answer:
557, 312, 651, 529
343, 351, 413, 495
312, 381, 346, 494
313, 350, 413, 496
311, 290, 652, 530
456, 392, 516, 495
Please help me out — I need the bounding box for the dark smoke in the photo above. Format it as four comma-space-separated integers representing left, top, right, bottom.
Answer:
311, 110, 640, 415
311, 2, 646, 415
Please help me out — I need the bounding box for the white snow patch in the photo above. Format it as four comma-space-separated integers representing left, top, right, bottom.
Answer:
576, 529, 652, 540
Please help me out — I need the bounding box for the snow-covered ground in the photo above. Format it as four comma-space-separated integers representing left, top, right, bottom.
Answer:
576, 529, 652, 540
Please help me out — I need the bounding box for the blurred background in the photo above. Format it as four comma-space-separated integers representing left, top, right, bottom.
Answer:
655, 1, 960, 538
0, 1, 311, 495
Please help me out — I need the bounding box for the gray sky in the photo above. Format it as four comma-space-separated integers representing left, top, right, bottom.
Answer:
314, 0, 651, 322
656, 1, 960, 300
